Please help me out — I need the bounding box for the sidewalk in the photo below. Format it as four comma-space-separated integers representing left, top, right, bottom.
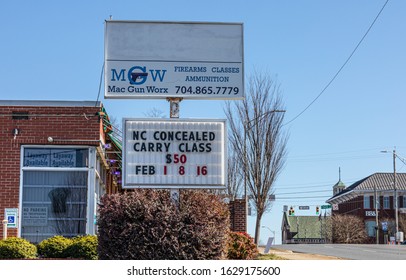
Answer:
259, 247, 344, 260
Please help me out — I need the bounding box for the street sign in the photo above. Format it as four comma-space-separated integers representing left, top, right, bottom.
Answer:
123, 118, 226, 188
299, 206, 310, 210
4, 208, 18, 228
321, 205, 332, 209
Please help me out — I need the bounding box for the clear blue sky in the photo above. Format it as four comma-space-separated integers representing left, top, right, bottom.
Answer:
1, 0, 405, 244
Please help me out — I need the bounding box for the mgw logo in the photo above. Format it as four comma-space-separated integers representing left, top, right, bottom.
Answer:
111, 66, 167, 85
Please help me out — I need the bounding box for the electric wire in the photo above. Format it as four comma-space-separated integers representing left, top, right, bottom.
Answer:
95, 62, 105, 107
283, 0, 390, 126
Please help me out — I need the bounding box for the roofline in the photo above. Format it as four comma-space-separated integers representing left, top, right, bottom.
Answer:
0, 100, 102, 107
326, 172, 406, 204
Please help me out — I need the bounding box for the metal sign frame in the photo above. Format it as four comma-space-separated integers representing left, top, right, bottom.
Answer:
104, 20, 244, 100
122, 118, 227, 189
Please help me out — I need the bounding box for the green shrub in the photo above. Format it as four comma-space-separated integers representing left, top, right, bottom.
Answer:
97, 190, 230, 260
37, 236, 73, 258
227, 232, 259, 260
64, 235, 98, 260
0, 237, 37, 259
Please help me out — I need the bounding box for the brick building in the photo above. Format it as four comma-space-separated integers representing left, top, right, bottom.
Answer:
0, 100, 121, 243
326, 173, 406, 243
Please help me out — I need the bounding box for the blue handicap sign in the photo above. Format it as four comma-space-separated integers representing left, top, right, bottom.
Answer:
8, 216, 15, 224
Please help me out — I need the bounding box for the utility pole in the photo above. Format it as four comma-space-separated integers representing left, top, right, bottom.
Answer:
393, 148, 398, 236
374, 185, 379, 244
381, 148, 399, 242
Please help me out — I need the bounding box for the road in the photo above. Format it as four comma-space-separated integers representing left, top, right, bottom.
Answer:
271, 244, 406, 260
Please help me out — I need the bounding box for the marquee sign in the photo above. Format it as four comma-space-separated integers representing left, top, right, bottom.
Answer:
122, 119, 227, 189
104, 20, 244, 99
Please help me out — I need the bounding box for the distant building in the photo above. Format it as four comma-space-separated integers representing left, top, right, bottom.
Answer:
0, 100, 121, 243
326, 172, 406, 244
281, 212, 329, 244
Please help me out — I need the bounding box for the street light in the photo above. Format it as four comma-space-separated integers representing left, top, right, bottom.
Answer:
243, 110, 286, 232
262, 226, 276, 246
381, 148, 398, 239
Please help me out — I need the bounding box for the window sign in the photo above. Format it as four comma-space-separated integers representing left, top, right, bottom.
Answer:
22, 207, 48, 226
24, 149, 50, 167
23, 148, 87, 167
51, 150, 76, 167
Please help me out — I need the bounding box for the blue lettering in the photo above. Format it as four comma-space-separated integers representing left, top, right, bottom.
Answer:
128, 66, 147, 85
111, 69, 126, 81
149, 70, 167, 82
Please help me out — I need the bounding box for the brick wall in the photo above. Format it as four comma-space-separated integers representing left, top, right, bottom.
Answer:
0, 104, 102, 238
229, 198, 246, 232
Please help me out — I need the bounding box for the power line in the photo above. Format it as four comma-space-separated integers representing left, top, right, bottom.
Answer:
276, 195, 331, 200
283, 0, 390, 126
274, 189, 332, 196
95, 62, 105, 107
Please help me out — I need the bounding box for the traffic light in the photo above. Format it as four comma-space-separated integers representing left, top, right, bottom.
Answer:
316, 206, 320, 215
289, 206, 295, 216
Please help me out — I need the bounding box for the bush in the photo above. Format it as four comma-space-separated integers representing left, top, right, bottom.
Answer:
64, 235, 98, 260
37, 236, 73, 258
97, 190, 230, 260
227, 232, 259, 260
0, 237, 37, 259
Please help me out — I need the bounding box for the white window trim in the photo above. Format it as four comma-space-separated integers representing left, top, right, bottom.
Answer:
19, 145, 96, 238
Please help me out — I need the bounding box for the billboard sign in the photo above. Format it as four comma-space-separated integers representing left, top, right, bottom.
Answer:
123, 118, 226, 188
105, 21, 244, 99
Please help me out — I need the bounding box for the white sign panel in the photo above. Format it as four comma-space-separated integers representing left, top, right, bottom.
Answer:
105, 21, 244, 99
22, 207, 48, 226
123, 119, 226, 188
5, 208, 18, 228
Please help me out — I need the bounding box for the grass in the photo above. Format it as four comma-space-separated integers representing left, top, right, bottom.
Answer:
256, 253, 286, 260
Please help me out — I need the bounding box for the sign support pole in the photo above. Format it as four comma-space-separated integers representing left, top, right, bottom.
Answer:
2, 220, 7, 240
168, 97, 183, 207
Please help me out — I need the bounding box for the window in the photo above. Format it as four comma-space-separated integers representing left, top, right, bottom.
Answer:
363, 196, 371, 209
365, 221, 376, 237
12, 111, 29, 120
383, 196, 390, 209
21, 147, 89, 243
403, 196, 406, 208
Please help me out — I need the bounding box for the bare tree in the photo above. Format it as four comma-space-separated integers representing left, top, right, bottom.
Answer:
330, 214, 368, 244
144, 107, 166, 118
226, 148, 243, 201
225, 73, 288, 244
399, 214, 406, 234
